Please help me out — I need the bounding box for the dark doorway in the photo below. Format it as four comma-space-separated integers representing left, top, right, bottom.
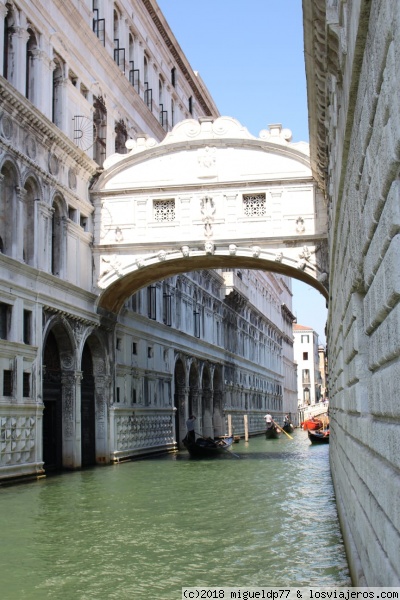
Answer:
81, 342, 96, 467
43, 331, 63, 471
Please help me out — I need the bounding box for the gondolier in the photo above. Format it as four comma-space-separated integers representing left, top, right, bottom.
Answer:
264, 413, 273, 427
186, 414, 196, 443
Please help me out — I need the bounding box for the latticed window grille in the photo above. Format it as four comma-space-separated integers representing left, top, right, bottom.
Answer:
154, 199, 175, 222
243, 193, 266, 217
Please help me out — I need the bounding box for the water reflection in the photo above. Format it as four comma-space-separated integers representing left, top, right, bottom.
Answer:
0, 431, 350, 599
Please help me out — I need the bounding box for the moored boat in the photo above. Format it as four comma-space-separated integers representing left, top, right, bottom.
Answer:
302, 418, 323, 431
308, 429, 329, 444
183, 435, 234, 457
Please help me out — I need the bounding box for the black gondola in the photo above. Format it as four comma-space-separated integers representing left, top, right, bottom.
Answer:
282, 423, 294, 434
183, 435, 234, 457
265, 426, 280, 439
308, 429, 330, 444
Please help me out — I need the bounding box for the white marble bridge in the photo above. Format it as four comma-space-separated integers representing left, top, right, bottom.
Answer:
91, 117, 329, 313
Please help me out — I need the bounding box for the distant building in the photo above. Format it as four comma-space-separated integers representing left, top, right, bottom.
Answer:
318, 345, 328, 401
293, 324, 322, 407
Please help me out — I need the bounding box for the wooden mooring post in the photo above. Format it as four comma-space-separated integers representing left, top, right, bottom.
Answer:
244, 414, 249, 441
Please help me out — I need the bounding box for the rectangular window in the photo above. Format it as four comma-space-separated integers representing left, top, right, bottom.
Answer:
116, 387, 120, 403
147, 286, 157, 320
116, 337, 122, 350
301, 335, 310, 343
132, 342, 137, 355
147, 346, 153, 359
153, 199, 175, 222
93, 9, 105, 45
0, 302, 11, 340
303, 352, 308, 360
23, 310, 32, 345
302, 369, 310, 384
163, 294, 172, 326
23, 373, 30, 397
243, 193, 266, 217
171, 67, 176, 87
3, 370, 13, 396
132, 387, 137, 404
188, 96, 193, 114
194, 311, 200, 338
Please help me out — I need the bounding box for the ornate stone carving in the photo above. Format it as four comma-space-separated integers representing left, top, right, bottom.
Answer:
296, 216, 305, 233
0, 114, 13, 140
68, 169, 77, 190
181, 245, 190, 257
229, 244, 237, 255
200, 196, 215, 238
25, 135, 37, 159
204, 240, 215, 255
48, 153, 59, 175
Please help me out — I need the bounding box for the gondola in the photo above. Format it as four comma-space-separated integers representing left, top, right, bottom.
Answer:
183, 435, 234, 457
282, 423, 294, 434
308, 429, 329, 444
265, 426, 280, 439
302, 418, 323, 431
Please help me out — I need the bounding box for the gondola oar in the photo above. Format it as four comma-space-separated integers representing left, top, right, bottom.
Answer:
273, 420, 293, 440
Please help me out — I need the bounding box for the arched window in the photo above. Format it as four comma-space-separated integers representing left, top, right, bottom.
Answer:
115, 119, 127, 154
93, 95, 107, 167
0, 162, 17, 257
51, 199, 63, 276
23, 178, 36, 265
26, 28, 39, 103
159, 77, 168, 129
144, 55, 152, 109
128, 33, 139, 92
113, 8, 125, 71
52, 54, 64, 128
171, 99, 175, 127
3, 4, 16, 82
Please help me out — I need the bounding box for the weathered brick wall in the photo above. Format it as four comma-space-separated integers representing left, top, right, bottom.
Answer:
327, 0, 400, 585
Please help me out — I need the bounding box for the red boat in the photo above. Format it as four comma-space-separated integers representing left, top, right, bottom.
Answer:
301, 418, 323, 431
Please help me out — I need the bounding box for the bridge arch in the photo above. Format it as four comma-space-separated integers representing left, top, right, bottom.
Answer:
92, 117, 329, 314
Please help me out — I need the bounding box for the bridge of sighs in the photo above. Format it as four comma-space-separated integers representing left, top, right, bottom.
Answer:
91, 117, 329, 313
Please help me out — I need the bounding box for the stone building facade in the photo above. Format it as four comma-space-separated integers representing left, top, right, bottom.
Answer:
303, 0, 400, 586
293, 323, 322, 407
0, 0, 297, 481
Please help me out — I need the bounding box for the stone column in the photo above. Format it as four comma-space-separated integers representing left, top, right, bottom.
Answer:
61, 370, 82, 469
37, 201, 54, 272
15, 187, 27, 261
213, 390, 224, 436
202, 388, 213, 438
0, 3, 7, 78
176, 385, 188, 448
13, 26, 30, 95
94, 374, 110, 463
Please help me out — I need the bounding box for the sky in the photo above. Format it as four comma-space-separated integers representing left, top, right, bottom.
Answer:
156, 0, 328, 344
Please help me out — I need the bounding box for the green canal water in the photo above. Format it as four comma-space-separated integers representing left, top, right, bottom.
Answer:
0, 431, 351, 599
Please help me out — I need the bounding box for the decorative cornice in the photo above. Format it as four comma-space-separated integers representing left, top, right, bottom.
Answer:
302, 0, 328, 193
0, 76, 98, 175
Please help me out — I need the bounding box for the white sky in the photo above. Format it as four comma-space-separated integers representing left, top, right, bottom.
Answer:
156, 0, 328, 343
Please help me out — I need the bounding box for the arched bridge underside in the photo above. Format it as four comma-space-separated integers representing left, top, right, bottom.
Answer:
92, 117, 329, 313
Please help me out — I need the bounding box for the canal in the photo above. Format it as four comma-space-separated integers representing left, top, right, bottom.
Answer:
0, 430, 350, 599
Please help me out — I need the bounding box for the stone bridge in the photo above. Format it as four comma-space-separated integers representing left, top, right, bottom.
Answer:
91, 117, 328, 313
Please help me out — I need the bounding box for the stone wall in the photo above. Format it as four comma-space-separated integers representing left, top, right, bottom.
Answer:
304, 0, 400, 586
